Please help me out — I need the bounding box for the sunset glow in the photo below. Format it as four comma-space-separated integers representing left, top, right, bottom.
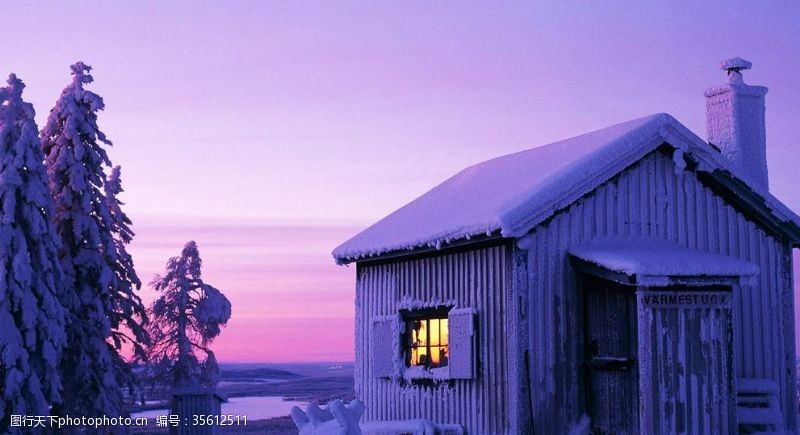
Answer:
129, 220, 359, 362
1, 2, 797, 364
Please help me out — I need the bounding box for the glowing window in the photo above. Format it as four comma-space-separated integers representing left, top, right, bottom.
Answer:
405, 314, 449, 369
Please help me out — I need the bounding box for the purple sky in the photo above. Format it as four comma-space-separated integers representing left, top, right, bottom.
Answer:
2, 2, 799, 361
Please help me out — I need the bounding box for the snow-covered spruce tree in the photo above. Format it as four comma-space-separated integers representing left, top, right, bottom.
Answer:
41, 62, 146, 418
147, 241, 231, 387
105, 165, 149, 401
0, 74, 67, 431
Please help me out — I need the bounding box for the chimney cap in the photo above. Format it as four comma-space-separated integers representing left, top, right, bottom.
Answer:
720, 57, 752, 72
719, 57, 752, 84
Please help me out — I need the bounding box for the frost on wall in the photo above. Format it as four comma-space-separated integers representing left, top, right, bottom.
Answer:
672, 148, 687, 176
397, 295, 455, 311
401, 366, 450, 383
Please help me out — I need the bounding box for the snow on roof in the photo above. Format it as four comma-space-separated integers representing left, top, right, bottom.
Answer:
333, 113, 800, 263
569, 238, 759, 285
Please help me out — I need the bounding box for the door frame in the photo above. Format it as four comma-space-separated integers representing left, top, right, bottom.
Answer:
580, 274, 640, 434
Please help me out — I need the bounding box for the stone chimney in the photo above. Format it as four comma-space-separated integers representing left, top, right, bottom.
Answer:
705, 57, 769, 189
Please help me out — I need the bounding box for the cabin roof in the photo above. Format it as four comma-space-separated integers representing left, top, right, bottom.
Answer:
569, 238, 759, 287
333, 113, 800, 264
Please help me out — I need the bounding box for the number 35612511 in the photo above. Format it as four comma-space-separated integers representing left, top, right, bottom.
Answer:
192, 415, 247, 426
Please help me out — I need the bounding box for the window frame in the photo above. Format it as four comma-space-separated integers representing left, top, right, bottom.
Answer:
400, 306, 452, 370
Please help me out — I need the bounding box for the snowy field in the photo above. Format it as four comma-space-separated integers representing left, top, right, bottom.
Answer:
131, 396, 307, 421
131, 362, 354, 423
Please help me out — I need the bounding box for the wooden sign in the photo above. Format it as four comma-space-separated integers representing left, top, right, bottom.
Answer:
638, 291, 732, 309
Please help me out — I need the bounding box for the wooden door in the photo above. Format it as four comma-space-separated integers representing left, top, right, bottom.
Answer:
637, 288, 735, 434
584, 278, 639, 435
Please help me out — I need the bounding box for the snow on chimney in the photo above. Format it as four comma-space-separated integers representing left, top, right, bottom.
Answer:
705, 57, 769, 189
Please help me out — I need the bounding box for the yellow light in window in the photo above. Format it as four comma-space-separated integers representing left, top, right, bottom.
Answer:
418, 321, 427, 346
431, 347, 440, 365
431, 319, 440, 346
406, 316, 451, 368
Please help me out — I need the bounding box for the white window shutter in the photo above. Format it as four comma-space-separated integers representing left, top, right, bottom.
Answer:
370, 315, 400, 378
448, 308, 476, 379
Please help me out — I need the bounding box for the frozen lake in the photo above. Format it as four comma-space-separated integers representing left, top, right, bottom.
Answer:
132, 396, 307, 421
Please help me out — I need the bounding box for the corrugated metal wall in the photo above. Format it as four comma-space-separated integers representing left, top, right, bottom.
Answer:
355, 244, 511, 434
522, 149, 796, 432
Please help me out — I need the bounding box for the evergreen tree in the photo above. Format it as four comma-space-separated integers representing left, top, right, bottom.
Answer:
147, 241, 231, 387
0, 74, 67, 432
105, 165, 149, 402
41, 62, 144, 418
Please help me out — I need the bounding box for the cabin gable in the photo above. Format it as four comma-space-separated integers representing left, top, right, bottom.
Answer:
517, 148, 796, 432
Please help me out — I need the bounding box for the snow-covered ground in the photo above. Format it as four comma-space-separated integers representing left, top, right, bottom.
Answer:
131, 396, 307, 421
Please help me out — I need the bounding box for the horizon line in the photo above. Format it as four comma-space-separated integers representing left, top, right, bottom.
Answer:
130, 214, 373, 228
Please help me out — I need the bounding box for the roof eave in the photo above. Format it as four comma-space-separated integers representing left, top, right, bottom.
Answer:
335, 231, 506, 265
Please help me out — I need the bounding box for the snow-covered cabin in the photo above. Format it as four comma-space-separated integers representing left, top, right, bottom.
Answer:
333, 59, 800, 434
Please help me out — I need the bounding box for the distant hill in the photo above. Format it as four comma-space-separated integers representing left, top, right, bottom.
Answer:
215, 363, 355, 402
219, 362, 354, 378
220, 367, 302, 381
